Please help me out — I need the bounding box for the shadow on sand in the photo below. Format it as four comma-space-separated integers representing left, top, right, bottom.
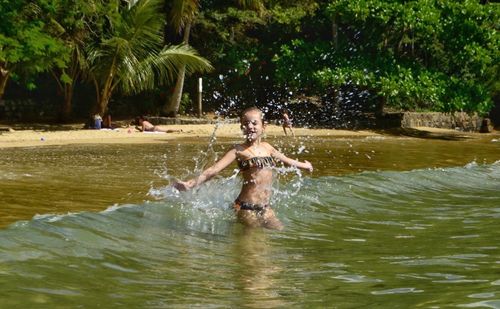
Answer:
379, 127, 474, 141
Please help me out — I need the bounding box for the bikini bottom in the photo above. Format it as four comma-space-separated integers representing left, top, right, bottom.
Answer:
233, 199, 269, 215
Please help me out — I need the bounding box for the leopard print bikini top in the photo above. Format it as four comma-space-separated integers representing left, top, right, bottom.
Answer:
237, 145, 276, 171
238, 156, 276, 171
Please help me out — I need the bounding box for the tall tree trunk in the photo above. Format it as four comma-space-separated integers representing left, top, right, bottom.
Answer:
93, 78, 101, 114
0, 67, 10, 101
164, 66, 186, 117
60, 83, 74, 122
58, 51, 81, 122
97, 76, 114, 116
98, 90, 111, 116
162, 21, 191, 117
376, 96, 386, 117
94, 56, 117, 116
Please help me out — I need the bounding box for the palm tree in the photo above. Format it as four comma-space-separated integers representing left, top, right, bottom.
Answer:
162, 0, 264, 117
86, 0, 212, 116
48, 0, 100, 122
162, 0, 200, 117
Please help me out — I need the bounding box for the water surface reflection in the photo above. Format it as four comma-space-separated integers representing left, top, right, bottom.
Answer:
0, 133, 499, 307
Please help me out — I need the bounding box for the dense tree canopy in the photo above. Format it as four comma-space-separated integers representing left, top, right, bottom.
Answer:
197, 0, 498, 116
0, 0, 68, 100
86, 0, 212, 116
1, 0, 498, 122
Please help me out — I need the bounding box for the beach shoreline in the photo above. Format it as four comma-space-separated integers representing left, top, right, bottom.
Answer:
0, 123, 384, 148
1, 120, 496, 148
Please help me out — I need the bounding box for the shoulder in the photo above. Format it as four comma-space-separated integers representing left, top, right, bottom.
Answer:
223, 145, 240, 157
261, 142, 277, 153
225, 145, 237, 153
233, 143, 247, 158
261, 141, 273, 148
233, 143, 245, 153
216, 146, 238, 163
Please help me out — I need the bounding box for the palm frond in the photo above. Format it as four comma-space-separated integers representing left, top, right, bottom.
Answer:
169, 0, 200, 32
84, 0, 211, 101
121, 44, 212, 94
236, 0, 264, 12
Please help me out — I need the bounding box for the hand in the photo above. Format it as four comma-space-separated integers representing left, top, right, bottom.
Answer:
173, 180, 194, 191
304, 160, 313, 172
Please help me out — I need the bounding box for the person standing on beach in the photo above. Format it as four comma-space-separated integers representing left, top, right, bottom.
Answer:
281, 109, 295, 137
173, 107, 312, 230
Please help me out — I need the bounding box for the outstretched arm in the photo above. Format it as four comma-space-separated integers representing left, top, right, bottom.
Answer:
269, 144, 313, 172
173, 148, 238, 191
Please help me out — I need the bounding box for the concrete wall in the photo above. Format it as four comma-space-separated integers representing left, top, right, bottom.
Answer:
0, 99, 58, 121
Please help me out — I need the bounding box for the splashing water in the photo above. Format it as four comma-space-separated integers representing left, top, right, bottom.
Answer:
0, 133, 499, 307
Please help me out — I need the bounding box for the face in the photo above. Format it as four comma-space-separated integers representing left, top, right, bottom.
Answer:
240, 110, 265, 142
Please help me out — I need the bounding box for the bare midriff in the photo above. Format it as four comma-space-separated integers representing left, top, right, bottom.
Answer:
236, 168, 273, 205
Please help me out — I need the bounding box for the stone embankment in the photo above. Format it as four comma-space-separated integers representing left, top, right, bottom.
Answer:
146, 112, 495, 133
379, 112, 494, 133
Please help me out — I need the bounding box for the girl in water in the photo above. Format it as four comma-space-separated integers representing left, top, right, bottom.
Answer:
173, 107, 313, 230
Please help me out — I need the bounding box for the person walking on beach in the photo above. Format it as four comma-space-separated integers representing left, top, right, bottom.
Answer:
281, 109, 295, 137
173, 107, 312, 230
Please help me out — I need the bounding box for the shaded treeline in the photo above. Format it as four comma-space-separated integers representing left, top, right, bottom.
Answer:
1, 0, 498, 125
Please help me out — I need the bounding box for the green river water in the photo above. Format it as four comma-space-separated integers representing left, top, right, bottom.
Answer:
0, 132, 499, 308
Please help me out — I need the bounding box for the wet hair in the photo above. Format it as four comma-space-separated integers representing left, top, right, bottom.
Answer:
134, 116, 145, 125
240, 107, 264, 121
239, 107, 269, 131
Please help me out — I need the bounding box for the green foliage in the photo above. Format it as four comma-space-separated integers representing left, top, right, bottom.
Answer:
0, 0, 69, 92
271, 0, 498, 114
38, 0, 108, 120
86, 0, 212, 114
168, 0, 200, 32
272, 39, 331, 90
1, 0, 498, 120
269, 2, 319, 28
179, 92, 192, 114
191, 1, 326, 112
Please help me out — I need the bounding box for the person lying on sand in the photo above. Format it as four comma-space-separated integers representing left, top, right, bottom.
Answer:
135, 116, 182, 133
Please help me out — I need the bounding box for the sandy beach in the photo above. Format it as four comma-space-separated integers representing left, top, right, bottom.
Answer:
0, 122, 383, 148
